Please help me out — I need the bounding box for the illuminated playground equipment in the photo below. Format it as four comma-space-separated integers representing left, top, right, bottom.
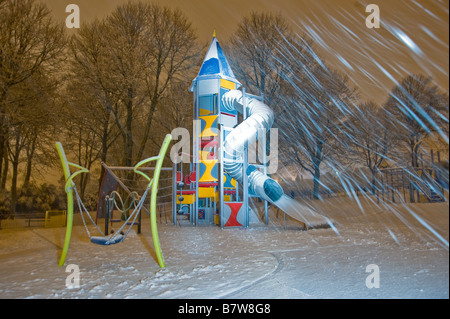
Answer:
173, 33, 275, 228
173, 33, 331, 229
56, 134, 172, 268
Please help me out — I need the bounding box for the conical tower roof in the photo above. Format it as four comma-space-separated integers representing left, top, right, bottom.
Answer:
191, 32, 241, 90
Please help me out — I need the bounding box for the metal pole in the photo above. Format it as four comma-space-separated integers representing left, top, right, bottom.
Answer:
172, 161, 177, 225
105, 195, 110, 235
220, 124, 225, 229
242, 88, 249, 228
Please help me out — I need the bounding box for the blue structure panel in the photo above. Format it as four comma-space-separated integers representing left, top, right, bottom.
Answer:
199, 58, 220, 76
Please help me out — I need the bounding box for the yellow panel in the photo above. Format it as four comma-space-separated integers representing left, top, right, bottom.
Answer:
177, 194, 194, 204
200, 115, 218, 137
223, 174, 236, 188
214, 192, 231, 202
220, 79, 236, 90
199, 187, 215, 198
199, 108, 210, 116
199, 159, 218, 182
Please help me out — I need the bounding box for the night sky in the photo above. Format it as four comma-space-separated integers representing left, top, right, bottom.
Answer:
42, 0, 449, 105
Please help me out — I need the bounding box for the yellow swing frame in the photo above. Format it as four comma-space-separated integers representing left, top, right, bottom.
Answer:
55, 134, 172, 268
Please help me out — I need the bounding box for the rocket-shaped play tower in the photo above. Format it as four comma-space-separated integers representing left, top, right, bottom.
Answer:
173, 33, 330, 229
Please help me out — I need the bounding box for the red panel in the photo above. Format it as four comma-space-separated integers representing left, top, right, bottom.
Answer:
177, 190, 196, 195
224, 202, 243, 227
198, 182, 218, 187
201, 139, 218, 148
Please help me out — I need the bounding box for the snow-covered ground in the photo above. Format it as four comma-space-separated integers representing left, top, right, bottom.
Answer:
0, 195, 448, 299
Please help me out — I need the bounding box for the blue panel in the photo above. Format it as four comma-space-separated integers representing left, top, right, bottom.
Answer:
199, 58, 220, 76
216, 41, 235, 78
223, 173, 234, 188
199, 95, 218, 114
199, 117, 205, 134
220, 88, 237, 115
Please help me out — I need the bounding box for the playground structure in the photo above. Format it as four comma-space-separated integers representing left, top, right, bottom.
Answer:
172, 33, 330, 229
375, 146, 447, 204
55, 134, 172, 268
172, 34, 260, 228
55, 33, 331, 268
376, 166, 446, 204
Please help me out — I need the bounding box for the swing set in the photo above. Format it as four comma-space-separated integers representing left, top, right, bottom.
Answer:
55, 134, 172, 268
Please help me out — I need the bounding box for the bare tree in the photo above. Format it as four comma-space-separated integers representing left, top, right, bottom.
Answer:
346, 101, 399, 193
3, 68, 60, 214
228, 13, 359, 199
385, 74, 449, 168
0, 0, 65, 191
153, 80, 193, 138
135, 4, 201, 161
227, 11, 291, 106
62, 63, 121, 196
277, 35, 359, 199
69, 2, 201, 169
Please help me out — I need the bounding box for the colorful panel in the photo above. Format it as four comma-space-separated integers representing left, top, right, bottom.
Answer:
214, 192, 231, 202
199, 58, 220, 76
223, 202, 244, 227
220, 79, 236, 90
199, 108, 211, 116
220, 88, 237, 116
198, 209, 206, 220
177, 194, 194, 204
199, 115, 218, 137
223, 173, 236, 188
216, 40, 236, 79
199, 94, 217, 115
199, 160, 218, 182
199, 187, 215, 198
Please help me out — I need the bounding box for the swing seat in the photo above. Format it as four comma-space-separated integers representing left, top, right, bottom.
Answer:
90, 234, 125, 246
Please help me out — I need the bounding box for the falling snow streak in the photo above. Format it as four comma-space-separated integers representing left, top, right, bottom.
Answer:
271, 2, 448, 249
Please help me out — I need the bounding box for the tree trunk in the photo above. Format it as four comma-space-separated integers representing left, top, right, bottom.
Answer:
98, 120, 109, 190
312, 142, 323, 200
1, 149, 8, 189
0, 112, 6, 189
136, 97, 157, 161
312, 167, 321, 200
10, 133, 21, 215
0, 90, 8, 187
370, 167, 378, 195
23, 134, 37, 188
124, 87, 134, 168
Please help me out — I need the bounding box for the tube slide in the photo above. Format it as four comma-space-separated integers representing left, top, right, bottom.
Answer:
221, 90, 331, 228
221, 90, 283, 203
